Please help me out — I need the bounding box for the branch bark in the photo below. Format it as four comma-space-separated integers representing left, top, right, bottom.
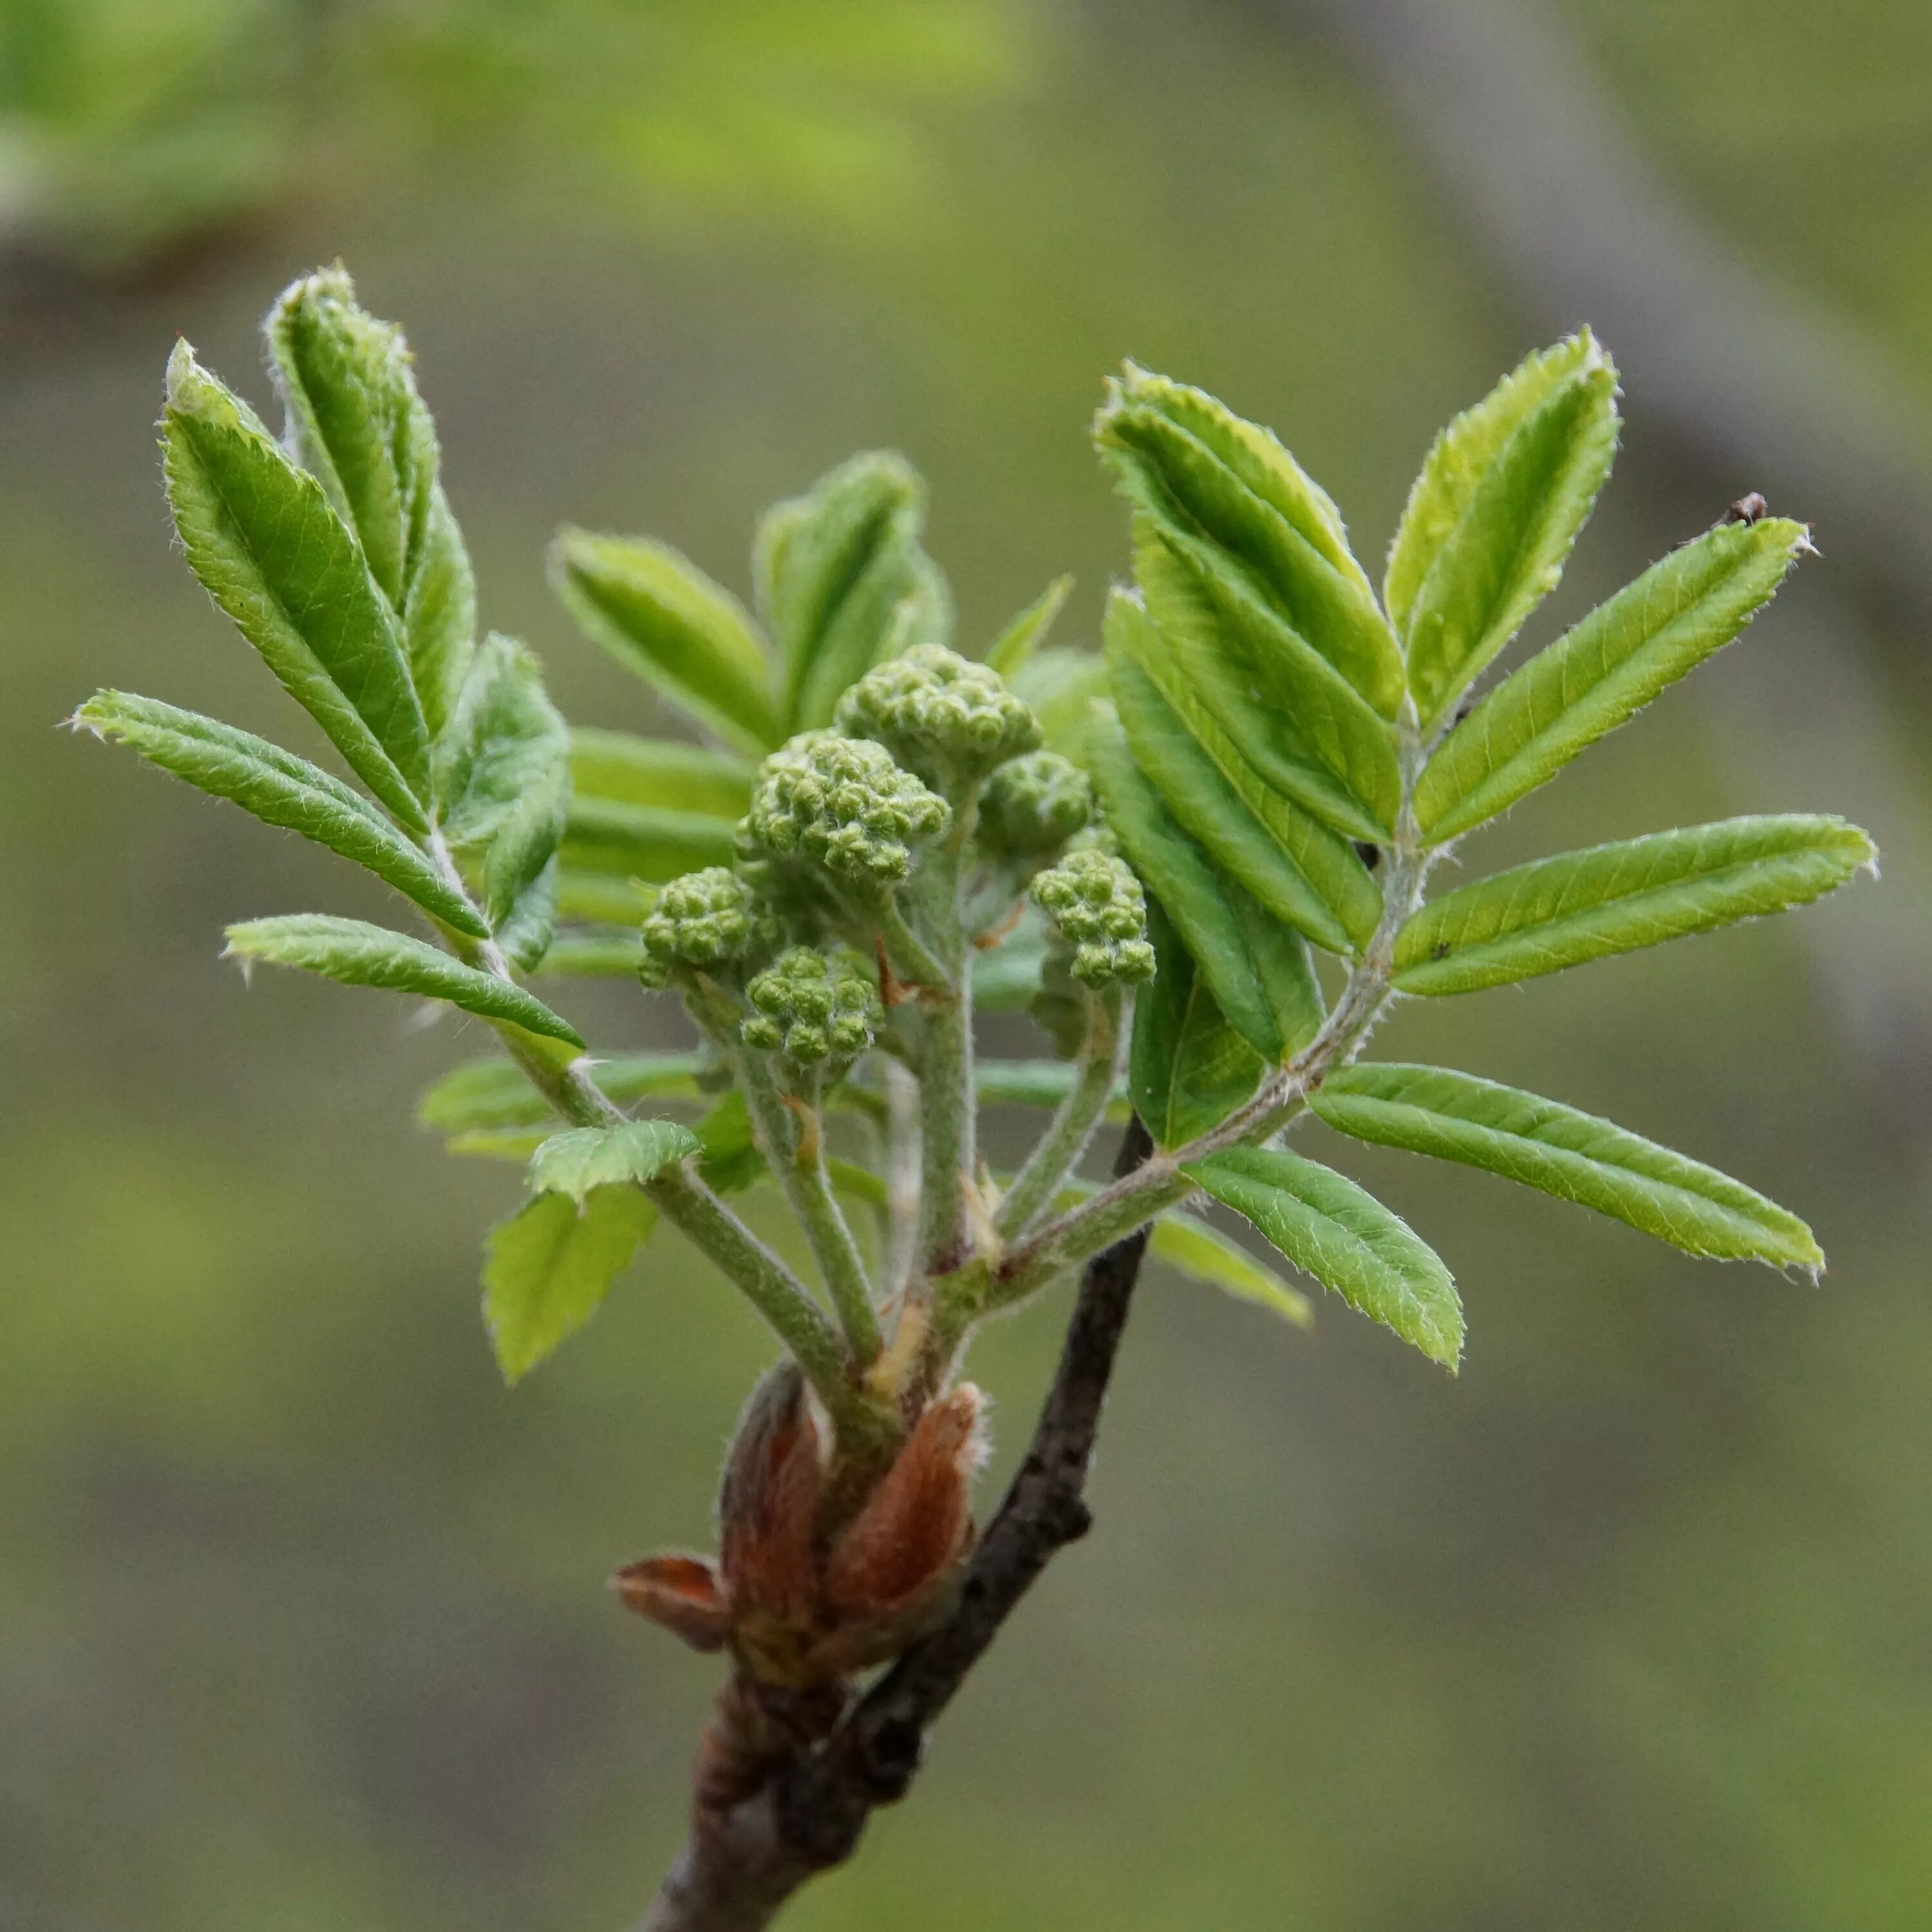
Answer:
638, 1113, 1157, 1932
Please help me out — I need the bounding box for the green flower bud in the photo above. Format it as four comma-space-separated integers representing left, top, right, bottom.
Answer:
741, 947, 884, 1068
737, 730, 950, 892
639, 867, 779, 990
835, 644, 1041, 786
976, 750, 1093, 856
1030, 848, 1157, 990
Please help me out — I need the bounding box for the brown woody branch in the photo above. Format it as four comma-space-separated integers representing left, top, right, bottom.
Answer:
639, 1115, 1157, 1932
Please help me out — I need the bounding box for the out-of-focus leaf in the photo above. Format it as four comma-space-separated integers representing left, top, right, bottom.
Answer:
1008, 647, 1108, 766
483, 1187, 658, 1384
557, 871, 652, 925
1149, 1211, 1314, 1327
435, 635, 569, 967
72, 691, 486, 938
1133, 527, 1397, 840
551, 529, 779, 753
1414, 518, 1809, 842
223, 913, 582, 1048
1106, 591, 1379, 954
569, 728, 757, 817
1311, 1063, 1823, 1270
1097, 365, 1403, 715
753, 450, 951, 732
696, 1090, 764, 1194
163, 341, 431, 828
1390, 331, 1620, 728
265, 267, 476, 739
419, 1050, 710, 1133
985, 574, 1073, 680
1394, 816, 1875, 996
1184, 1147, 1462, 1368
527, 1119, 698, 1203
1090, 713, 1314, 1063
978, 1059, 1128, 1116
536, 933, 644, 976
1129, 898, 1263, 1149
560, 798, 739, 882
971, 905, 1049, 1010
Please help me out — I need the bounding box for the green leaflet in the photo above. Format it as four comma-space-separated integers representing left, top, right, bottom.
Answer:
1394, 815, 1875, 996
163, 341, 431, 829
1105, 589, 1380, 953
1009, 647, 1109, 766
265, 268, 477, 740
1392, 332, 1620, 727
1417, 520, 1809, 842
972, 907, 1049, 1012
694, 1090, 764, 1194
978, 1059, 1128, 1116
569, 728, 757, 817
1184, 1147, 1463, 1369
1311, 1063, 1823, 1271
1091, 714, 1321, 1065
1129, 898, 1264, 1149
419, 1050, 710, 1133
484, 1186, 658, 1384
528, 1119, 699, 1202
556, 871, 652, 925
73, 692, 486, 939
985, 575, 1073, 680
1134, 526, 1398, 840
753, 451, 952, 733
550, 529, 780, 754
223, 913, 582, 1048
536, 933, 643, 976
1097, 365, 1404, 716
435, 636, 569, 969
1149, 1211, 1314, 1328
560, 798, 739, 883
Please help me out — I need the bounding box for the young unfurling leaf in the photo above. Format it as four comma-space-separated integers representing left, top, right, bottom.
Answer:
985, 575, 1074, 681
527, 1120, 700, 1203
1311, 1063, 1822, 1270
1394, 816, 1875, 996
1390, 332, 1620, 728
163, 341, 432, 829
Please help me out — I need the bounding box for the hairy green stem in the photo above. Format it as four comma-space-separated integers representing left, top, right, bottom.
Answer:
994, 985, 1126, 1240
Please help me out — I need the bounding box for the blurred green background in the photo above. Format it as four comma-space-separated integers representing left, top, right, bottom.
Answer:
5, 3, 1930, 1926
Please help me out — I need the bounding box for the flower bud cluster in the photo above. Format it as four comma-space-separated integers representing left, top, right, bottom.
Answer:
976, 750, 1092, 856
741, 947, 883, 1069
737, 730, 950, 891
1030, 848, 1157, 989
835, 644, 1041, 786
638, 867, 779, 990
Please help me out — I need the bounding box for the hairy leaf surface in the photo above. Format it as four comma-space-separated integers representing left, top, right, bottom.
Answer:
1312, 1063, 1823, 1269
1394, 816, 1874, 995
163, 342, 431, 827
224, 913, 582, 1046
551, 529, 779, 753
1417, 520, 1808, 841
528, 1120, 699, 1203
1185, 1147, 1463, 1368
1392, 332, 1620, 727
74, 692, 486, 936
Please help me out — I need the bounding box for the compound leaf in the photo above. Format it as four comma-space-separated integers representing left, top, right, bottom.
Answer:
1394, 815, 1875, 995
1184, 1146, 1462, 1368
163, 341, 431, 829
73, 691, 486, 938
551, 529, 779, 753
1393, 332, 1620, 728
484, 1186, 658, 1384
1417, 518, 1809, 842
224, 913, 582, 1048
1311, 1062, 1823, 1270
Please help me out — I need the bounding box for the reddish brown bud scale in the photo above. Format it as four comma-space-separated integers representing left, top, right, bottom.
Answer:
611, 1553, 731, 1652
